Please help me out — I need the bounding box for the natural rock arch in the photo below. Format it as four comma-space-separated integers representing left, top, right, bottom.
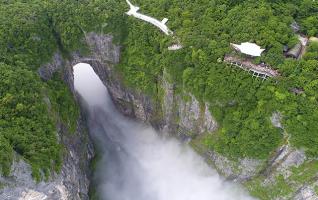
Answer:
39, 32, 153, 123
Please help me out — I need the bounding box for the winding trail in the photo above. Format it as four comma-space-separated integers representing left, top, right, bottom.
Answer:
125, 0, 173, 35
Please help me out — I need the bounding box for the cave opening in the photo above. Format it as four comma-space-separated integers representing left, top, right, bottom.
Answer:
73, 63, 108, 107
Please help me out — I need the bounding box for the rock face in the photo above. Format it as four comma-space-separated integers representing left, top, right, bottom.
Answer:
38, 32, 218, 138
70, 33, 316, 200
72, 34, 262, 184
6, 32, 315, 200
0, 117, 93, 200
178, 95, 217, 134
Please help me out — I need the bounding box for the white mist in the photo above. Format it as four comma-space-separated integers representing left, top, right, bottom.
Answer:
73, 63, 255, 200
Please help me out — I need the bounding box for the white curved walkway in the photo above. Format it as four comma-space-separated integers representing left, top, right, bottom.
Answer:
126, 0, 173, 35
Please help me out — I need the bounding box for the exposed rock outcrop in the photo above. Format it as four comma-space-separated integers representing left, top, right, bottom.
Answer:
76, 33, 316, 200
71, 33, 317, 199
0, 117, 93, 200
11, 32, 315, 200
159, 68, 218, 138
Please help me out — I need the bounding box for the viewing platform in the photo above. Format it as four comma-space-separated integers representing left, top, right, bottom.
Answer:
224, 55, 280, 80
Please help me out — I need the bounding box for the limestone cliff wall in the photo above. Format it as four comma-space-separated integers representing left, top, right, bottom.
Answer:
4, 32, 315, 200
0, 115, 93, 200
69, 33, 315, 200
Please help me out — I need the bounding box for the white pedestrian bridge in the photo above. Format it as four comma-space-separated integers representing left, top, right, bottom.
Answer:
125, 0, 173, 35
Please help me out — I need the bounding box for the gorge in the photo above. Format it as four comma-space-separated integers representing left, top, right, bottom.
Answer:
74, 63, 254, 200
1, 1, 318, 199
0, 31, 316, 200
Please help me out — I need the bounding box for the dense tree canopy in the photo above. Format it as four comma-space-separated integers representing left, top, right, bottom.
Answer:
0, 63, 61, 180
0, 0, 317, 180
115, 0, 318, 159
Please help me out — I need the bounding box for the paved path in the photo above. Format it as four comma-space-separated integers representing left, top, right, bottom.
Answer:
126, 0, 173, 35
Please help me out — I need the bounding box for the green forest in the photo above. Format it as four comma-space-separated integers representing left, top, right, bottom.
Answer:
116, 0, 318, 160
0, 0, 317, 188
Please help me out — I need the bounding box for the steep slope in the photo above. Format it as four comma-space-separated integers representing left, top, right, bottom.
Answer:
0, 0, 317, 199
39, 32, 318, 200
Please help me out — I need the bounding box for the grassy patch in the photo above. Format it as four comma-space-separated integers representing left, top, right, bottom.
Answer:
315, 186, 318, 195
190, 133, 212, 155
245, 175, 293, 200
289, 160, 318, 186
245, 160, 318, 199
88, 152, 102, 200
0, 182, 6, 190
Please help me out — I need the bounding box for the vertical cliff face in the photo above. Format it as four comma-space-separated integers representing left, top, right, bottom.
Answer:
160, 68, 218, 136
30, 32, 220, 200
0, 115, 93, 200
72, 33, 316, 200
7, 32, 315, 200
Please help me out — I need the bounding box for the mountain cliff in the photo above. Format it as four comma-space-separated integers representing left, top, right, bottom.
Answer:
0, 1, 318, 199
39, 32, 318, 200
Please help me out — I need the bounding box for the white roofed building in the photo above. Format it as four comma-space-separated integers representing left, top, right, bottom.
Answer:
230, 42, 265, 57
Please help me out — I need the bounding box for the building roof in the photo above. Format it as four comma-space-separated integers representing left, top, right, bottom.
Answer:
231, 42, 265, 57
286, 43, 302, 58
224, 55, 280, 78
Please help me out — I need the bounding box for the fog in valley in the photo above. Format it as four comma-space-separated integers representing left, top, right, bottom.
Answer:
73, 63, 255, 200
